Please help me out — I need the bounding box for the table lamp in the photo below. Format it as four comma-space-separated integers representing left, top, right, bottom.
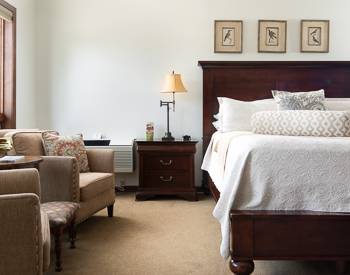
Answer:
160, 71, 187, 141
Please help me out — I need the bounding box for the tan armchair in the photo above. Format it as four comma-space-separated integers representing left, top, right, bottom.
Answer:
2, 130, 116, 224
0, 169, 50, 275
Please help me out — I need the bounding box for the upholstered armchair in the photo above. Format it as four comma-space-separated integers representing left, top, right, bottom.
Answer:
0, 169, 50, 275
2, 130, 116, 224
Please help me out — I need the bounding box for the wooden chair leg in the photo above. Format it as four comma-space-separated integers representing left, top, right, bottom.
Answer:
107, 204, 114, 217
68, 217, 76, 249
53, 226, 63, 272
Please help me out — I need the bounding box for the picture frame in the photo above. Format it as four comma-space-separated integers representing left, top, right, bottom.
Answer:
258, 20, 287, 53
300, 20, 329, 53
214, 20, 243, 53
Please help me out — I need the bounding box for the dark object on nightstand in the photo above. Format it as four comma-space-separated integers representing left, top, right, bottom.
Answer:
135, 140, 198, 201
84, 139, 111, 146
182, 135, 191, 141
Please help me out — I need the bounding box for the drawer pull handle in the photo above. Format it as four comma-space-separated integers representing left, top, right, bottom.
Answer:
160, 160, 173, 166
160, 176, 173, 182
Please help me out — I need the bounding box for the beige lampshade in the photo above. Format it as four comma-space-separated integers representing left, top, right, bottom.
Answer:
161, 71, 187, 93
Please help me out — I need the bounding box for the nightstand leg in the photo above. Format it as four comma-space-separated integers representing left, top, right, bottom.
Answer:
178, 193, 198, 201
135, 193, 156, 201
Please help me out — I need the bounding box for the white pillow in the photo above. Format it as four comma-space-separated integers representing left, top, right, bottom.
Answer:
213, 97, 350, 132
325, 98, 350, 111
215, 97, 277, 132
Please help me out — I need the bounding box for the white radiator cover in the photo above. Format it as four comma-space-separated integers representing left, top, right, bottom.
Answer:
86, 145, 134, 173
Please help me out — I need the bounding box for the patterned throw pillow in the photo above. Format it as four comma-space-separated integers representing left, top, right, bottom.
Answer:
272, 89, 326, 110
42, 132, 90, 172
251, 110, 350, 137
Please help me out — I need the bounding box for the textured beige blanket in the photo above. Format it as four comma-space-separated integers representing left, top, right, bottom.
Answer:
202, 131, 252, 192
202, 133, 350, 258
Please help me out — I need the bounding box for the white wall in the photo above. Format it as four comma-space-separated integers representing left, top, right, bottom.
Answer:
6, 0, 37, 128
34, 0, 350, 186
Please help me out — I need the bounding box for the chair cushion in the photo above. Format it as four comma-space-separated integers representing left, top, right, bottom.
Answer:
42, 132, 90, 172
40, 210, 51, 272
79, 172, 115, 201
6, 130, 58, 156
41, 201, 79, 227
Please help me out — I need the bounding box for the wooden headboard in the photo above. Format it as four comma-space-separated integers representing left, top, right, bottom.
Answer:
199, 61, 350, 152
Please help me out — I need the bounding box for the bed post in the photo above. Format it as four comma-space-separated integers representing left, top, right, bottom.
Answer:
230, 259, 255, 275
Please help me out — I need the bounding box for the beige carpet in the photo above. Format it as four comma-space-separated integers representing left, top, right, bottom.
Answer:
46, 193, 340, 275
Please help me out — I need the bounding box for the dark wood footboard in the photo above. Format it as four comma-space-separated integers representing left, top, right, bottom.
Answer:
209, 179, 350, 274
230, 210, 350, 274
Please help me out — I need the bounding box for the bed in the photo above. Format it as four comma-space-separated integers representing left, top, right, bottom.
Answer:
199, 61, 350, 275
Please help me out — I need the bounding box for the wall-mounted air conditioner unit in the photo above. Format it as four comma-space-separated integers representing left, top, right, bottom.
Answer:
85, 145, 134, 173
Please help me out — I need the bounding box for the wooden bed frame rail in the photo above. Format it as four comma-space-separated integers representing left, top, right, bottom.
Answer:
230, 211, 350, 274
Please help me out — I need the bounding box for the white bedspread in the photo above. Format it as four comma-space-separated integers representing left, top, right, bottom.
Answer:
202, 132, 350, 259
202, 131, 252, 192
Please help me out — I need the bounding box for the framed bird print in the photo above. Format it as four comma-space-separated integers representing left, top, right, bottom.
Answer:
214, 20, 243, 53
300, 20, 329, 53
258, 20, 287, 53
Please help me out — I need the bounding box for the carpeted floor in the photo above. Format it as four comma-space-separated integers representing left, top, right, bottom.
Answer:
47, 193, 340, 275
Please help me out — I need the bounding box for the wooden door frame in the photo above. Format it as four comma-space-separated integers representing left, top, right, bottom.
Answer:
0, 0, 15, 129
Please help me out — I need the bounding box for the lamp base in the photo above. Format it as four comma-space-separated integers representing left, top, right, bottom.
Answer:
162, 132, 175, 141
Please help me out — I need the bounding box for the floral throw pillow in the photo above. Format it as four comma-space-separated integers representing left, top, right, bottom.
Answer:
272, 89, 326, 110
42, 132, 90, 172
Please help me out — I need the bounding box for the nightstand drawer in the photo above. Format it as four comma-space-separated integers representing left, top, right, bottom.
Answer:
143, 155, 188, 171
143, 173, 190, 188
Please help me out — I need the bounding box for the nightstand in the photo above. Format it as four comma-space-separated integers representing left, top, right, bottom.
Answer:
135, 140, 198, 201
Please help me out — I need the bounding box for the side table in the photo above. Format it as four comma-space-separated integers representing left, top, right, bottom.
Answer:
135, 140, 198, 201
0, 156, 43, 170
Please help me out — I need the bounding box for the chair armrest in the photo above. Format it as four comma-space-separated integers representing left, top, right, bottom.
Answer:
86, 149, 115, 173
0, 168, 40, 197
39, 156, 80, 203
0, 194, 43, 275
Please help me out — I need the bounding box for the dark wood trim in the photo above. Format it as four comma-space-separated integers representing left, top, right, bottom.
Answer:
0, 19, 3, 115
208, 179, 220, 202
0, 156, 43, 170
199, 60, 350, 69
230, 210, 350, 260
119, 185, 205, 194
0, 112, 5, 123
198, 61, 350, 69
0, 0, 15, 129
